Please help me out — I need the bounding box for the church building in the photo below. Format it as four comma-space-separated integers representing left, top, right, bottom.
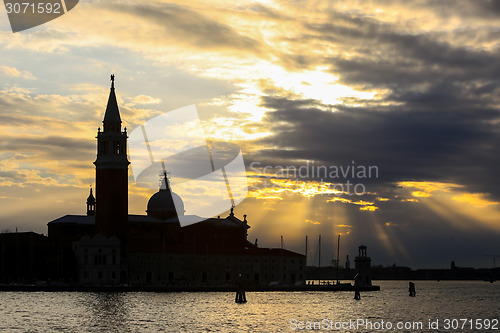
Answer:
47, 76, 305, 287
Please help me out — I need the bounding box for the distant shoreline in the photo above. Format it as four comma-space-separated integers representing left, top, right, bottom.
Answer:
0, 284, 381, 292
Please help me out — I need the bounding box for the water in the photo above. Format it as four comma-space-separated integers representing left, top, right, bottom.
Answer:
0, 281, 498, 332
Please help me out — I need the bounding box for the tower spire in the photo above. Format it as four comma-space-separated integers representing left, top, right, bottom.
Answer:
103, 74, 121, 130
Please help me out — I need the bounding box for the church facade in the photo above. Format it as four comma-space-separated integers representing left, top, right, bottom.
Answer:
46, 77, 305, 287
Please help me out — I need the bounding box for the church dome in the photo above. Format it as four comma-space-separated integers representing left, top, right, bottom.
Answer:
146, 176, 185, 220
147, 189, 184, 215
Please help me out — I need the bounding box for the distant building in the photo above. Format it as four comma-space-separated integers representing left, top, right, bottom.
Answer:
0, 232, 50, 283
43, 76, 305, 287
354, 245, 372, 287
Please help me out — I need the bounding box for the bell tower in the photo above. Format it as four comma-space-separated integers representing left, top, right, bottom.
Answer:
86, 187, 96, 216
94, 75, 129, 240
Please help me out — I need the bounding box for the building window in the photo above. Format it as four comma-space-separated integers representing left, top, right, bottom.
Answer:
94, 254, 106, 265
100, 142, 108, 154
114, 141, 120, 154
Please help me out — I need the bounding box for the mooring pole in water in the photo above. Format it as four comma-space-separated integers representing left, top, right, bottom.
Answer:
235, 288, 247, 303
354, 273, 361, 300
354, 288, 361, 300
235, 273, 247, 303
409, 282, 416, 297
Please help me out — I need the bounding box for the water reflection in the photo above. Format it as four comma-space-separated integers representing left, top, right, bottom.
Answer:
0, 282, 498, 332
83, 293, 129, 332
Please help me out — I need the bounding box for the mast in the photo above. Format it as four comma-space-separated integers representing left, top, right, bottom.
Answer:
318, 235, 321, 268
305, 235, 308, 266
336, 234, 340, 284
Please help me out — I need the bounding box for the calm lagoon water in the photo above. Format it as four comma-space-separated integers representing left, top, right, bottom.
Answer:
0, 281, 499, 332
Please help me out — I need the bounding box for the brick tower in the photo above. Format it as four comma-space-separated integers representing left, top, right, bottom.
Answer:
94, 75, 129, 241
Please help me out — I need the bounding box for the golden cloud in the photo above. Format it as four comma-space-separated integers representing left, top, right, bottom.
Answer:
0, 65, 35, 79
452, 193, 500, 208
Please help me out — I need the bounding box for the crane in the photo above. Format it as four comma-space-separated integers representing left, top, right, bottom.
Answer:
483, 255, 500, 268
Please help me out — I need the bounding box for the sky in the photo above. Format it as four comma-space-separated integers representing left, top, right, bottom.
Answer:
1, 0, 500, 269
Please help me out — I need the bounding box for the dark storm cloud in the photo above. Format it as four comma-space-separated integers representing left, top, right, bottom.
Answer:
250, 95, 500, 199
0, 135, 94, 161
244, 5, 500, 199
247, 90, 500, 266
113, 3, 261, 52
350, 0, 500, 20
420, 0, 500, 18
0, 114, 39, 126
304, 12, 500, 88
235, 0, 500, 267
275, 7, 500, 93
0, 170, 27, 182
